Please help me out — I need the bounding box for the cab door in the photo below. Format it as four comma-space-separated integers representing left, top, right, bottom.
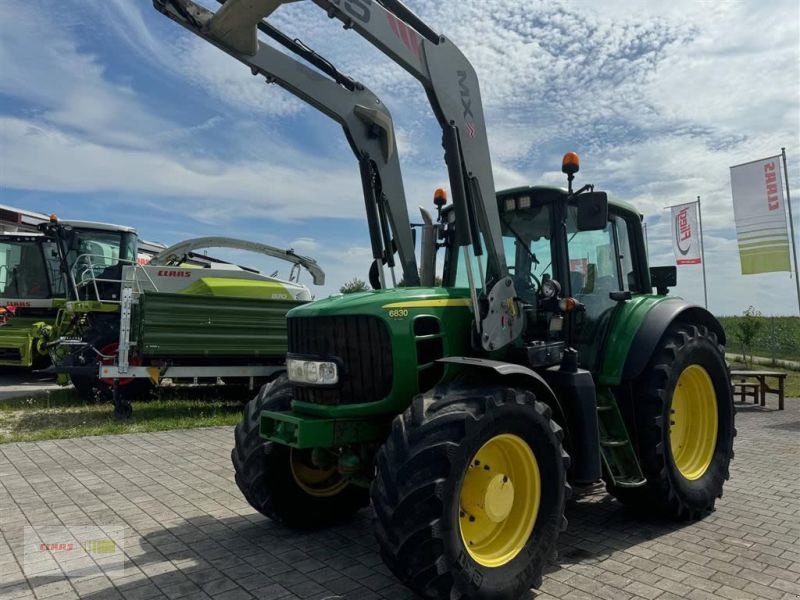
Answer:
566, 208, 640, 370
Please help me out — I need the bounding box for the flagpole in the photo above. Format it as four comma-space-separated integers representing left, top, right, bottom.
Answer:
697, 195, 708, 309
781, 147, 800, 315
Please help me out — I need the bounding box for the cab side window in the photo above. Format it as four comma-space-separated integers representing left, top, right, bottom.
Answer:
567, 224, 620, 297
613, 215, 638, 292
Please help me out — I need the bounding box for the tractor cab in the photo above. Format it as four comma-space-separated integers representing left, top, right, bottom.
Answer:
436, 153, 650, 371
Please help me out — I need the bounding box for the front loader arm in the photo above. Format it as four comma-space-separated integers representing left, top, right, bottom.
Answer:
153, 0, 420, 286
311, 0, 520, 349
312, 1, 506, 270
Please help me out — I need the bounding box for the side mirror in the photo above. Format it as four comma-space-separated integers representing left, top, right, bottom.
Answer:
576, 192, 608, 231
650, 266, 676, 295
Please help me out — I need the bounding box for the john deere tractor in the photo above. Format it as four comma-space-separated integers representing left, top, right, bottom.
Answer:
157, 1, 734, 598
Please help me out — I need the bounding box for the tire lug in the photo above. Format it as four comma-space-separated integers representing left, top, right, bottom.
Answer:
484, 464, 490, 471
469, 516, 475, 522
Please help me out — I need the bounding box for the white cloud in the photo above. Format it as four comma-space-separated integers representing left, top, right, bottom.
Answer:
289, 238, 320, 253
0, 117, 363, 220
0, 3, 174, 150
1, 0, 798, 315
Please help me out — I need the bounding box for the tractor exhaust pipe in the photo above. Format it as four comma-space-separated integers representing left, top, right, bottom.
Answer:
419, 207, 437, 287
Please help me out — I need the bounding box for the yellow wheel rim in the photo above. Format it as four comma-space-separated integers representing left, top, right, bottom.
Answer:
459, 434, 541, 568
670, 365, 718, 481
290, 449, 348, 498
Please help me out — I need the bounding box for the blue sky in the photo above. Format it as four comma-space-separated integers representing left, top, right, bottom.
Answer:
0, 0, 798, 314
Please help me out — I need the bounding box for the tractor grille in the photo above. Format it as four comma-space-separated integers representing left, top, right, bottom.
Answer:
288, 316, 393, 405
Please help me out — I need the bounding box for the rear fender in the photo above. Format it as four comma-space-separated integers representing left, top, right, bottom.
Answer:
599, 296, 725, 386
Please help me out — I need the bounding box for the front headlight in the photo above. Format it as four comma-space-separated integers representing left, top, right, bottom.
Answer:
287, 358, 338, 385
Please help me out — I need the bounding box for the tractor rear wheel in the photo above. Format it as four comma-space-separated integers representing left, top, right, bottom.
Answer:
372, 383, 569, 599
608, 323, 734, 519
231, 374, 368, 528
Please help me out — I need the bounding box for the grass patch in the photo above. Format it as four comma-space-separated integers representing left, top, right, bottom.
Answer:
0, 387, 244, 444
718, 315, 800, 362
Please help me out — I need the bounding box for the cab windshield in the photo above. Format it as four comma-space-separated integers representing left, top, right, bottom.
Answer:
500, 204, 554, 304
65, 229, 137, 284
453, 203, 555, 300
0, 238, 63, 299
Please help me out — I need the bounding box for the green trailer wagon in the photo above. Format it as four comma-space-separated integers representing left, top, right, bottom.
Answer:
47, 231, 325, 417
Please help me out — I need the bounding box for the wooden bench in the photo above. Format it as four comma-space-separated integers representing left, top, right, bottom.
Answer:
730, 370, 788, 410
732, 380, 759, 404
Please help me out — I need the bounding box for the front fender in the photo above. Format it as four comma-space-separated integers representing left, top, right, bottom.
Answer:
598, 295, 725, 386
437, 356, 560, 405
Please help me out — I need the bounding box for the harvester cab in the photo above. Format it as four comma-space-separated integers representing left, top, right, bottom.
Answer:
0, 231, 64, 367
0, 220, 149, 368
39, 216, 140, 304
0, 232, 63, 308
156, 2, 734, 599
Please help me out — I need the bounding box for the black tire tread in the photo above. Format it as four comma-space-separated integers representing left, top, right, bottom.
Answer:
607, 323, 735, 520
372, 384, 569, 599
231, 374, 368, 528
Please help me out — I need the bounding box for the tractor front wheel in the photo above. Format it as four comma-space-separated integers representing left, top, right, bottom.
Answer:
372, 383, 569, 599
608, 323, 735, 519
231, 374, 368, 528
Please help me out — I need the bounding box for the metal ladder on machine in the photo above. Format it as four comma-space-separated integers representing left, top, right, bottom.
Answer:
153, 0, 420, 288
596, 390, 647, 488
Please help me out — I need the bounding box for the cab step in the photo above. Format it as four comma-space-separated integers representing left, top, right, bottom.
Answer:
596, 390, 646, 488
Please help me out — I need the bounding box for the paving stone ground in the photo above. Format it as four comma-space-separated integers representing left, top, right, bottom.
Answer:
0, 398, 798, 600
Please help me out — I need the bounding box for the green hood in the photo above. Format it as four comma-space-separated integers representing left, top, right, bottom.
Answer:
289, 287, 471, 317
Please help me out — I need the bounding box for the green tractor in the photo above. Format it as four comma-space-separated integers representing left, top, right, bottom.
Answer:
157, 1, 734, 598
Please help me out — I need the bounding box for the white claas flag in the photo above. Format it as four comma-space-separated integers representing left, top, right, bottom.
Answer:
730, 156, 791, 274
671, 201, 701, 265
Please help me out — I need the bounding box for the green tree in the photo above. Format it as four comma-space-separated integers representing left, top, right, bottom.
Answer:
340, 278, 370, 294
735, 306, 763, 368
397, 276, 442, 287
